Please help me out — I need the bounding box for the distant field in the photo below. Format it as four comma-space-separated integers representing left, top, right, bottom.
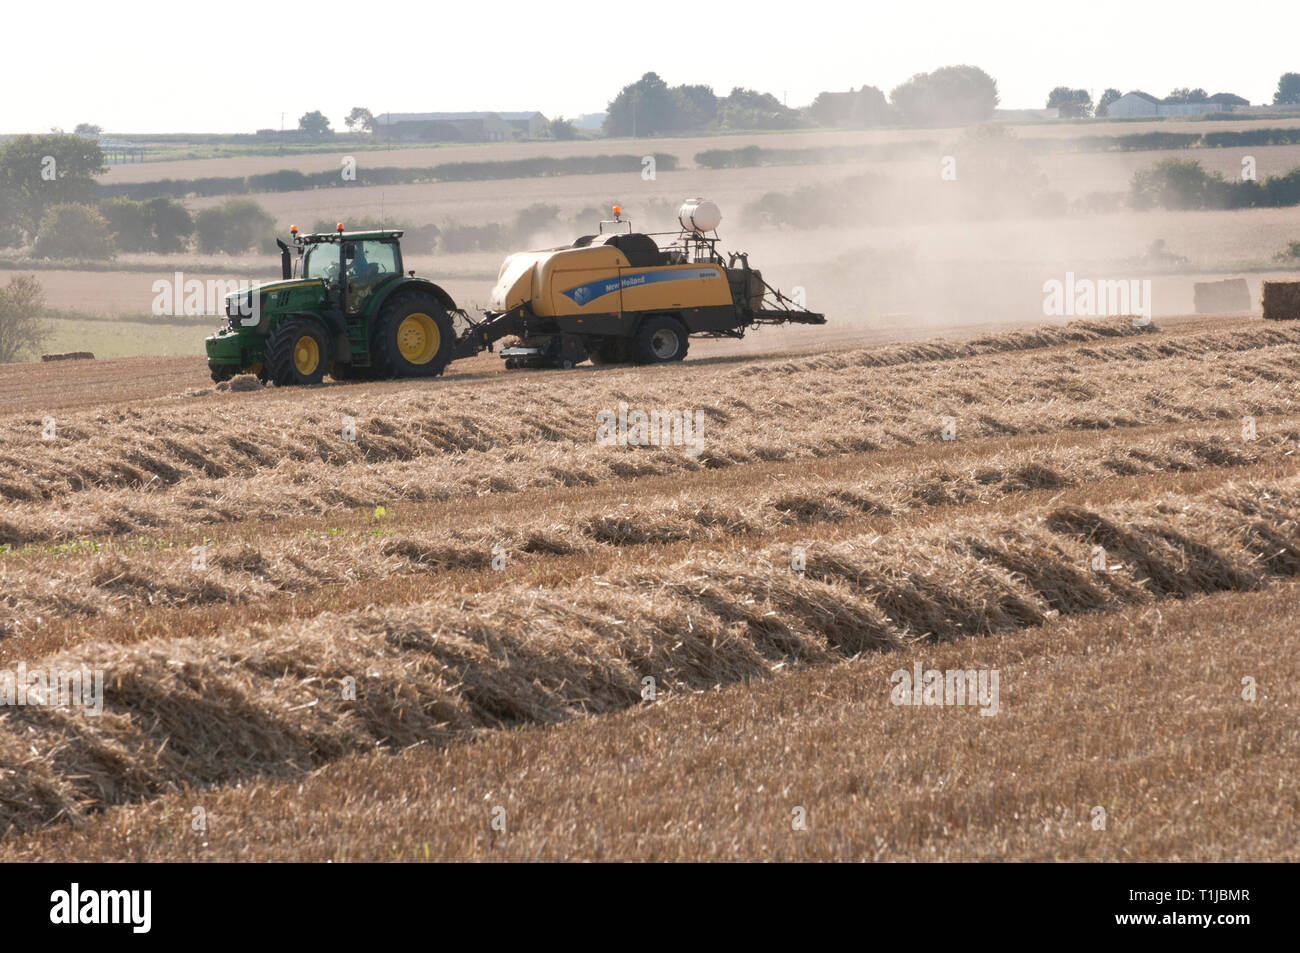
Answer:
1039, 142, 1300, 195
22, 270, 490, 324
109, 134, 445, 164
1012, 115, 1300, 139
98, 128, 895, 183
97, 116, 1300, 185
15, 269, 244, 315
183, 163, 869, 237
170, 149, 1300, 244
42, 317, 210, 359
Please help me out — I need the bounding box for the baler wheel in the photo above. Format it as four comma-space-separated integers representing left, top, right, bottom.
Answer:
630, 315, 689, 365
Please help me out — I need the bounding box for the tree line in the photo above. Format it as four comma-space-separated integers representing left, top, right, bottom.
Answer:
161, 69, 1300, 146
602, 67, 1000, 134
0, 134, 276, 257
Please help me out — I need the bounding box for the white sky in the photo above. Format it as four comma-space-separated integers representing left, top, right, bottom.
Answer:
4, 0, 1297, 133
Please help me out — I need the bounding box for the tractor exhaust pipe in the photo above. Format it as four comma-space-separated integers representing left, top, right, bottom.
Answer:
276, 239, 292, 280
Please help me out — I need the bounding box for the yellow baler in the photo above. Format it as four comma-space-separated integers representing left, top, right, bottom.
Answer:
461, 201, 824, 368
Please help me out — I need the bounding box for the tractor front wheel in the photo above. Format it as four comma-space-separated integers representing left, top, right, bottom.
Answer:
209, 363, 237, 384
265, 318, 330, 386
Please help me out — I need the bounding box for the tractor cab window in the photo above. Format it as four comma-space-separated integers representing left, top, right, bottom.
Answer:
303, 244, 341, 283
343, 241, 400, 313
345, 241, 398, 283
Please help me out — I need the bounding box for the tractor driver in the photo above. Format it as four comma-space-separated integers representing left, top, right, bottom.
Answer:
346, 242, 369, 280
344, 242, 384, 311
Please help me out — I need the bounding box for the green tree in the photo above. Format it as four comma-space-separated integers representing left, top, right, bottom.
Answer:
146, 197, 194, 253
344, 107, 375, 133
718, 87, 799, 130
890, 65, 999, 126
1129, 159, 1234, 211
513, 203, 559, 239
548, 116, 579, 140
671, 84, 718, 130
0, 188, 23, 247
73, 123, 103, 137
1047, 86, 1092, 117
604, 72, 677, 136
809, 90, 853, 125
1165, 87, 1209, 104
851, 86, 891, 125
99, 196, 193, 253
298, 110, 332, 135
99, 196, 152, 251
194, 199, 274, 254
1096, 88, 1123, 117
1275, 73, 1300, 105
0, 274, 49, 363
33, 203, 115, 260
0, 133, 106, 237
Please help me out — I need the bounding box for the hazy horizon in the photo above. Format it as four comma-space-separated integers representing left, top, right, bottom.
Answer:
5, 0, 1299, 135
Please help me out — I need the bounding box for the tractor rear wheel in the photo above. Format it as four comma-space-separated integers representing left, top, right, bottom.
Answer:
265, 318, 330, 386
373, 295, 455, 378
630, 315, 689, 365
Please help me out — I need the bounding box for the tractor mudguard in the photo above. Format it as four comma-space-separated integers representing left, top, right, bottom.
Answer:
277, 310, 345, 338
372, 277, 459, 315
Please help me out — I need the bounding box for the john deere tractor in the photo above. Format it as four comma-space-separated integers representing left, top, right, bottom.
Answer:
205, 225, 462, 385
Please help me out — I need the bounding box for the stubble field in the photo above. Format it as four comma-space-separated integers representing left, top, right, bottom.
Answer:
0, 313, 1297, 859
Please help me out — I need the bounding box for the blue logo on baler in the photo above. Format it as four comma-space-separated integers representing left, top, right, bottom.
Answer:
561, 269, 714, 305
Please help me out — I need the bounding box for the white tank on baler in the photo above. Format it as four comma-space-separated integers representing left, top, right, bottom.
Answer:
678, 198, 722, 234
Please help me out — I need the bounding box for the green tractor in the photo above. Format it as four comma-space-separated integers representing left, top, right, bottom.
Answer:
204, 225, 463, 385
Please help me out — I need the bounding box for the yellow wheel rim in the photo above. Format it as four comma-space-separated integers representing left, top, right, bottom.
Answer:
293, 335, 320, 375
397, 312, 440, 365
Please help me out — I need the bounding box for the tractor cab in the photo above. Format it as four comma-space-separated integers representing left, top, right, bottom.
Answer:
294, 226, 405, 315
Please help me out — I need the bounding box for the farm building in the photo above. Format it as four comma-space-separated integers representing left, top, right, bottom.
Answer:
373, 111, 550, 142
1106, 91, 1250, 118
